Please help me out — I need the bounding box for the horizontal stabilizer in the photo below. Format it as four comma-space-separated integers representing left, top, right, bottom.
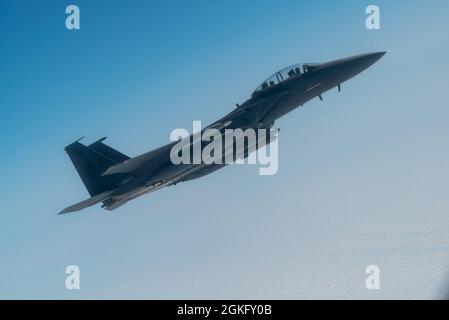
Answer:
58, 190, 116, 215
102, 143, 173, 176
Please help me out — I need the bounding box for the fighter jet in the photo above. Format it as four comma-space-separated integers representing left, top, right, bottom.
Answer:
59, 52, 385, 214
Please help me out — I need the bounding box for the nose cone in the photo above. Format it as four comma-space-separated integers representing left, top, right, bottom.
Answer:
339, 51, 386, 78
357, 51, 386, 66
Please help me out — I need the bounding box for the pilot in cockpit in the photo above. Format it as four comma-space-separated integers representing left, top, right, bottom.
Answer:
288, 67, 302, 78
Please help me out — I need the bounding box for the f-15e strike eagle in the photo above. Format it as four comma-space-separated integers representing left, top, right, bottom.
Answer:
59, 52, 385, 214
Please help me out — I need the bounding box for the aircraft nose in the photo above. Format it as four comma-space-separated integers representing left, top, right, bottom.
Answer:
358, 51, 386, 64
326, 51, 386, 82
343, 52, 386, 71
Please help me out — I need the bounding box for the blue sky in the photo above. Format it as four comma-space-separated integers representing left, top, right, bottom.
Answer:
1, 0, 449, 299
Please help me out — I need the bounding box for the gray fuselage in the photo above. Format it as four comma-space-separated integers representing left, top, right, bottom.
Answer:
105, 52, 386, 209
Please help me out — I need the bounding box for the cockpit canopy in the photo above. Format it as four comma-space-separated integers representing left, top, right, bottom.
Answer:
253, 63, 320, 95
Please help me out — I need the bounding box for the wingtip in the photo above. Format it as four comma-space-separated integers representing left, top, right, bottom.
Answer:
58, 206, 78, 215
57, 209, 69, 215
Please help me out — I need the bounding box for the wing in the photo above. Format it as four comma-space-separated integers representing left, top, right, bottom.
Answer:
58, 189, 117, 215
